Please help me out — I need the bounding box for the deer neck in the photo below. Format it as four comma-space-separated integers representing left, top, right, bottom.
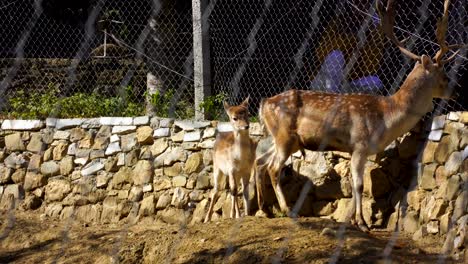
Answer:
386, 73, 434, 132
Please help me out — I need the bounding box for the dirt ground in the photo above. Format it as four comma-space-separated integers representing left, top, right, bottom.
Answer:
0, 211, 459, 264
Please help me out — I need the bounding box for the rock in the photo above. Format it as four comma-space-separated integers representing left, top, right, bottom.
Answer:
75, 204, 102, 223
93, 126, 111, 150
153, 128, 170, 138
125, 149, 140, 167
129, 186, 143, 202
100, 117, 133, 126
403, 211, 420, 233
446, 175, 460, 201
164, 163, 183, 177
79, 132, 94, 148
112, 125, 137, 134
195, 174, 211, 190
431, 115, 446, 130
136, 126, 154, 144
315, 179, 344, 200
133, 160, 153, 185
121, 133, 137, 152
27, 133, 46, 153
172, 187, 188, 208
407, 189, 425, 212
447, 112, 460, 121
53, 130, 70, 140
154, 176, 172, 191
58, 156, 74, 176
45, 179, 71, 202
460, 112, 468, 123
190, 199, 209, 224
320, 227, 337, 237
67, 142, 77, 155
171, 131, 185, 143
428, 199, 447, 220
453, 190, 467, 220
2, 120, 43, 130
143, 184, 152, 193
332, 198, 352, 222
363, 163, 392, 198
428, 130, 443, 142
0, 166, 12, 184
440, 213, 450, 234
435, 134, 460, 164
52, 142, 68, 161
104, 157, 119, 172
21, 194, 42, 210
422, 141, 438, 164
312, 201, 335, 216
134, 116, 149, 125
43, 147, 53, 162
0, 184, 24, 209
101, 196, 120, 223
45, 203, 63, 218
181, 142, 199, 151
173, 176, 187, 187
183, 131, 201, 142
150, 138, 169, 157
427, 221, 439, 234
24, 172, 47, 190
81, 159, 105, 176
184, 153, 203, 174
202, 127, 216, 138
96, 172, 111, 188
412, 226, 428, 241
159, 118, 174, 128
175, 120, 210, 131
445, 152, 463, 176
40, 161, 60, 176
157, 207, 188, 225
11, 168, 26, 184
105, 142, 121, 156
398, 133, 421, 158
156, 192, 172, 209
4, 153, 27, 169
111, 167, 133, 189
420, 164, 437, 190
70, 128, 86, 141
4, 133, 25, 151
199, 138, 215, 149
139, 195, 155, 216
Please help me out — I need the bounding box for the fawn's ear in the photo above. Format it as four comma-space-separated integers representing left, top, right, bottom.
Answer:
241, 96, 250, 107
421, 55, 434, 71
223, 101, 230, 112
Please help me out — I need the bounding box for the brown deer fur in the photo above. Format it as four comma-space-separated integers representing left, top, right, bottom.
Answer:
204, 97, 257, 222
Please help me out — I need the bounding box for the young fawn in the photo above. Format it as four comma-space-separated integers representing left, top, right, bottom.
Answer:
256, 0, 465, 231
204, 97, 257, 222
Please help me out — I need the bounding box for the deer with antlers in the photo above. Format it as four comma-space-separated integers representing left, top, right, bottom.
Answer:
204, 97, 257, 222
256, 0, 465, 231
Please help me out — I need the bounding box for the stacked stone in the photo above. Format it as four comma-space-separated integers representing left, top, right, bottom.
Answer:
402, 112, 467, 260
0, 117, 263, 225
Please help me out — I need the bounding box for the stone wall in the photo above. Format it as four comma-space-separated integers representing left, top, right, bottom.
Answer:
0, 113, 466, 257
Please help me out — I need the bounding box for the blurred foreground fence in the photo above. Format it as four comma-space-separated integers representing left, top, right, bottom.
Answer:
0, 0, 467, 120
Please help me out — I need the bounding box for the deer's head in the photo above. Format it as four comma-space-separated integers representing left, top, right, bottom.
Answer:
224, 96, 250, 131
377, 0, 465, 99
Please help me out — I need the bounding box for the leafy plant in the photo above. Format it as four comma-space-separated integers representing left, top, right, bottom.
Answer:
199, 92, 227, 120
5, 83, 144, 119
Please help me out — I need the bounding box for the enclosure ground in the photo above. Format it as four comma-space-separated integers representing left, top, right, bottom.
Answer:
0, 211, 457, 264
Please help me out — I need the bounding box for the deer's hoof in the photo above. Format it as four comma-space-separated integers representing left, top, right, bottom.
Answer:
357, 223, 370, 233
288, 211, 298, 218
255, 210, 268, 218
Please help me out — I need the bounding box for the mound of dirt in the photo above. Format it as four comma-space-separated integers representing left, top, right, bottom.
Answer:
0, 211, 456, 263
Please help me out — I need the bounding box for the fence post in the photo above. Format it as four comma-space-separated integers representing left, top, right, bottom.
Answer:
192, 0, 212, 120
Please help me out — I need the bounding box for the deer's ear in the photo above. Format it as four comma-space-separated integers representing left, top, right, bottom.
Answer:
223, 101, 230, 111
241, 96, 250, 107
421, 55, 434, 71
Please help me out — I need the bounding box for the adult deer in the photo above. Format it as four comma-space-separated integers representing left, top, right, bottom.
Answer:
204, 97, 257, 222
257, 0, 465, 231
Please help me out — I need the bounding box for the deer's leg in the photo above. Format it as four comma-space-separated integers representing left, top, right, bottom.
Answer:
241, 173, 250, 216
204, 168, 221, 223
229, 173, 240, 219
267, 151, 290, 215
350, 150, 368, 232
255, 148, 274, 212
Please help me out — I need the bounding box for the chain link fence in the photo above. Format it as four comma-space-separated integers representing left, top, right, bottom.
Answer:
0, 0, 466, 120
211, 0, 468, 114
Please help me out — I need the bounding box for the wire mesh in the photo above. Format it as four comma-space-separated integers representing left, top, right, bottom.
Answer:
210, 0, 468, 113
0, 0, 194, 119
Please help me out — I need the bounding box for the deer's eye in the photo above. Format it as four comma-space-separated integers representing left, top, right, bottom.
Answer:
233, 117, 238, 121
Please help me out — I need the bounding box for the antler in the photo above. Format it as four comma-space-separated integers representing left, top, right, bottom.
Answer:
376, 0, 421, 61
433, 0, 467, 65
